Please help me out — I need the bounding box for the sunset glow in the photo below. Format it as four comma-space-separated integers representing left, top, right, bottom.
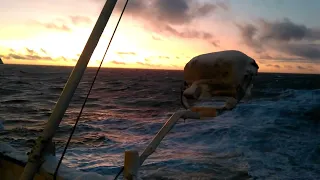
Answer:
1, 0, 319, 73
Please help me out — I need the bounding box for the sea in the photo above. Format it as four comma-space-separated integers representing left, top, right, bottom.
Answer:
0, 64, 320, 180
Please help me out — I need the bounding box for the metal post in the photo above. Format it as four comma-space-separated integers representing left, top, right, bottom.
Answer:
124, 150, 140, 180
19, 0, 118, 179
139, 110, 199, 165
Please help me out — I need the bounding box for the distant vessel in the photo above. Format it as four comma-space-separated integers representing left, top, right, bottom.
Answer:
0, 57, 3, 64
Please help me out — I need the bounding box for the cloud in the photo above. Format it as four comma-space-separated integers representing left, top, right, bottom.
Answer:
238, 18, 320, 45
136, 61, 159, 67
69, 16, 92, 25
26, 48, 36, 55
258, 53, 273, 59
236, 18, 320, 61
136, 60, 179, 69
258, 53, 307, 62
136, 58, 162, 67
45, 23, 70, 31
3, 54, 27, 60
158, 56, 170, 59
211, 40, 220, 47
280, 44, 320, 60
297, 65, 306, 70
152, 35, 162, 41
266, 64, 281, 68
2, 53, 53, 61
259, 18, 320, 42
296, 65, 314, 71
111, 60, 126, 65
154, 0, 192, 24
163, 25, 212, 39
136, 62, 145, 65
116, 52, 137, 59
116, 52, 136, 55
32, 20, 71, 32
40, 48, 47, 54
114, 0, 224, 45
284, 65, 293, 69
1, 48, 54, 61
30, 15, 93, 32
60, 56, 68, 62
135, 56, 181, 69
156, 25, 219, 46
216, 1, 229, 11
119, 0, 227, 25
236, 23, 262, 52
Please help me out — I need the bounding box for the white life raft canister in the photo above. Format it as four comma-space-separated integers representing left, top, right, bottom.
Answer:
181, 50, 259, 117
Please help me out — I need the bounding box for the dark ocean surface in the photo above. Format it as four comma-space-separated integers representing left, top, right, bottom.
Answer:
1, 64, 320, 180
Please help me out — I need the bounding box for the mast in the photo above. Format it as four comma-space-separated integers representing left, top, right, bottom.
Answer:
19, 0, 118, 179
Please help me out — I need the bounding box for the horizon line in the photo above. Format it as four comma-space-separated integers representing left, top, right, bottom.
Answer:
2, 63, 320, 75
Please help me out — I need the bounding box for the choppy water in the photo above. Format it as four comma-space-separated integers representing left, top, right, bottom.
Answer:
1, 64, 320, 180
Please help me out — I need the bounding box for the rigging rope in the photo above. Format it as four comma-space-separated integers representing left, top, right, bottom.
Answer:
113, 166, 124, 179
53, 0, 129, 179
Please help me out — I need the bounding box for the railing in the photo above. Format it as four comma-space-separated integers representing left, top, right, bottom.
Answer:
122, 110, 202, 179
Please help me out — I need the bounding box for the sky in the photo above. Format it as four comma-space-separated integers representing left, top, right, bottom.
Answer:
0, 0, 319, 74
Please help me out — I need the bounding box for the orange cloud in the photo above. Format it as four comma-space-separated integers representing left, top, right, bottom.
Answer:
0, 47, 80, 64
1, 48, 53, 61
116, 52, 136, 56
29, 21, 71, 32
69, 16, 92, 25
111, 60, 126, 65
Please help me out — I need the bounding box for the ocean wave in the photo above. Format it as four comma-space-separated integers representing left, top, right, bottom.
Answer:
48, 87, 63, 92
1, 66, 320, 179
1, 99, 31, 104
0, 87, 23, 95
